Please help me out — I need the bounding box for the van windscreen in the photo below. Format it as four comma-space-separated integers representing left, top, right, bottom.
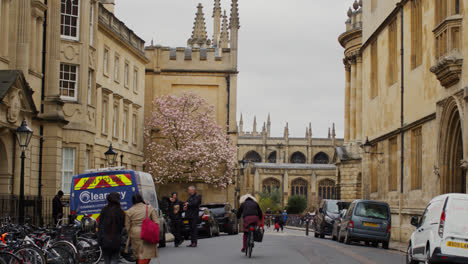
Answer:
355, 203, 389, 220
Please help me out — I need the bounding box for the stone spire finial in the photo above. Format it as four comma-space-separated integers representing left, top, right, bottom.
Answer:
347, 7, 353, 18
220, 10, 229, 49
187, 3, 211, 48
305, 127, 309, 138
266, 113, 271, 137
284, 123, 289, 139
309, 123, 312, 138
332, 123, 336, 145
359, 0, 363, 7
353, 0, 359, 10
262, 122, 266, 133
253, 116, 257, 135
328, 127, 331, 138
239, 113, 244, 134
230, 0, 240, 29
213, 0, 222, 47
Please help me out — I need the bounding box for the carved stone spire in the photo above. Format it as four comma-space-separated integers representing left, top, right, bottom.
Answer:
309, 123, 312, 138
213, 0, 222, 47
239, 113, 243, 134
229, 0, 240, 30
284, 123, 289, 139
332, 123, 336, 145
253, 116, 257, 135
266, 113, 271, 137
328, 127, 331, 139
220, 10, 229, 49
187, 3, 211, 48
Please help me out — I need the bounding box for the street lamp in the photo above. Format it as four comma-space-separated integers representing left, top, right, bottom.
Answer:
16, 119, 33, 224
105, 144, 118, 167
360, 137, 383, 155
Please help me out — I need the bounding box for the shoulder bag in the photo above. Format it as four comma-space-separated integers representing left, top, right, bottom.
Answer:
140, 205, 160, 244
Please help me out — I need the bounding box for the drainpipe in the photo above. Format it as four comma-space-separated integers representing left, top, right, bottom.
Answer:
399, 2, 405, 242
225, 75, 230, 133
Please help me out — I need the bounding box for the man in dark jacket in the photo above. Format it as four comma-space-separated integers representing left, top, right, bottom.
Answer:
184, 186, 201, 247
168, 192, 184, 247
52, 190, 64, 225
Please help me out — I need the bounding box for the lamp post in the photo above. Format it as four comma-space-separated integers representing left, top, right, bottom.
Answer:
16, 119, 33, 224
235, 159, 247, 208
360, 137, 383, 155
105, 144, 118, 167
120, 154, 124, 167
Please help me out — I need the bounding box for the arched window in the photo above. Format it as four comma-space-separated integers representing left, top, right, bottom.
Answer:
267, 151, 277, 163
244, 150, 262, 163
318, 179, 336, 200
263, 178, 280, 194
291, 178, 308, 198
313, 152, 330, 164
290, 152, 306, 164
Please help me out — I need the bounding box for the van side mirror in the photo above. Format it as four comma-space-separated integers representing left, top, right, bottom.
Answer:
410, 216, 419, 227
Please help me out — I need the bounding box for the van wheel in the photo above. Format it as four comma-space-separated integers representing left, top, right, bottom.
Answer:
406, 243, 417, 264
383, 241, 389, 249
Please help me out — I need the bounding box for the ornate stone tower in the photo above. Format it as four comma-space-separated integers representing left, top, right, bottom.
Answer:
187, 4, 211, 48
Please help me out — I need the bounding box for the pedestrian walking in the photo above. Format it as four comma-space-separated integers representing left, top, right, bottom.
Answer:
168, 192, 184, 247
236, 194, 263, 253
274, 210, 284, 232
125, 194, 159, 264
52, 190, 64, 225
265, 208, 272, 228
282, 210, 288, 225
184, 186, 201, 247
97, 192, 125, 264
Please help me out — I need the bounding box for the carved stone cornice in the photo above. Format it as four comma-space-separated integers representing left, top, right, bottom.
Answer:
430, 54, 463, 88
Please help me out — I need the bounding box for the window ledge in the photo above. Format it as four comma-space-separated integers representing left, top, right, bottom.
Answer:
60, 96, 78, 103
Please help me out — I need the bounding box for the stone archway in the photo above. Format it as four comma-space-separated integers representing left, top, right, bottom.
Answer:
244, 150, 262, 163
439, 97, 466, 194
0, 138, 10, 194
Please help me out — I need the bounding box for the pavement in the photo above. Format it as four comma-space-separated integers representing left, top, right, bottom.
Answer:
151, 227, 406, 264
285, 226, 409, 253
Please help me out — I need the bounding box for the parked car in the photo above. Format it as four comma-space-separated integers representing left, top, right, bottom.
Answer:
406, 193, 468, 264
314, 199, 342, 238
338, 200, 391, 249
201, 203, 239, 235
70, 169, 169, 248
182, 207, 220, 239
332, 209, 347, 241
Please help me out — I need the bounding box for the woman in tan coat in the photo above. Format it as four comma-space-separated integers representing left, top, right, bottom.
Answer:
126, 194, 159, 264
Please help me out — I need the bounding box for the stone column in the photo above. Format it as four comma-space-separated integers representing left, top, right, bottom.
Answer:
356, 56, 363, 142
349, 58, 357, 141
344, 63, 351, 142
43, 0, 65, 120
1, 0, 11, 57
16, 0, 31, 74
29, 15, 37, 71
36, 17, 43, 71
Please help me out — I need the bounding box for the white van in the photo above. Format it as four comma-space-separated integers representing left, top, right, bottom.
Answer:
407, 193, 468, 264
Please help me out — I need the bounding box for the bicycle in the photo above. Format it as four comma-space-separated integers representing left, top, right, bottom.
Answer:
245, 224, 255, 258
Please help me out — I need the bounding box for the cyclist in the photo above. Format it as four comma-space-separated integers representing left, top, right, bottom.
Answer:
236, 194, 263, 253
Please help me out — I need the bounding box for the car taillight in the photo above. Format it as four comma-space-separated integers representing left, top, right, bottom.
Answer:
71, 210, 75, 215
349, 220, 354, 229
250, 227, 255, 231
438, 211, 445, 238
387, 225, 391, 234
202, 214, 209, 221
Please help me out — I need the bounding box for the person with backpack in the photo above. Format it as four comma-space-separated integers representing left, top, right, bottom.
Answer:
97, 192, 126, 264
274, 210, 284, 232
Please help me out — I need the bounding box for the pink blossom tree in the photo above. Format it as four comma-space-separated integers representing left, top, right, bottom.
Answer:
144, 93, 236, 187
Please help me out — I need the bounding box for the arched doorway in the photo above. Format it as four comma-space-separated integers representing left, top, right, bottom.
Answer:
244, 150, 262, 163
0, 139, 10, 194
291, 178, 308, 198
262, 178, 280, 194
439, 98, 466, 194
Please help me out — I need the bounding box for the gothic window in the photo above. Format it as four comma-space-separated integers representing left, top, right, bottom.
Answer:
291, 179, 308, 198
411, 0, 422, 68
61, 0, 80, 40
389, 137, 398, 191
268, 151, 277, 163
244, 151, 262, 163
318, 179, 336, 200
387, 18, 398, 85
411, 127, 423, 190
290, 152, 306, 164
263, 178, 280, 194
370, 39, 378, 98
313, 152, 330, 164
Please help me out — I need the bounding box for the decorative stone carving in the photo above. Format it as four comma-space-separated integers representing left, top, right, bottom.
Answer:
89, 49, 96, 69
7, 89, 21, 123
64, 45, 77, 61
430, 55, 463, 88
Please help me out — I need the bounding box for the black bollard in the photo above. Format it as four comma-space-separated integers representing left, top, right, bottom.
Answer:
306, 219, 309, 236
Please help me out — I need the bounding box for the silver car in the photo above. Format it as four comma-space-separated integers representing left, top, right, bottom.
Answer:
338, 200, 391, 249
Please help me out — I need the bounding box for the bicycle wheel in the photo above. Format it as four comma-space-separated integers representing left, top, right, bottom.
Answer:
0, 251, 21, 264
247, 232, 253, 258
76, 237, 102, 264
14, 246, 47, 264
52, 241, 78, 263
48, 245, 75, 264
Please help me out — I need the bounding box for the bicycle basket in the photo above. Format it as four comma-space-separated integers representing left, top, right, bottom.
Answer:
253, 227, 264, 242
59, 226, 78, 244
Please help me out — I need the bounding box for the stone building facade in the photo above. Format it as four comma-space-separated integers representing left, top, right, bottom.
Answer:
0, 0, 147, 212
144, 0, 239, 204
338, 0, 468, 242
237, 115, 343, 209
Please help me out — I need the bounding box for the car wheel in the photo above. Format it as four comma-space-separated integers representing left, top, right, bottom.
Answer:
344, 231, 351, 245
215, 225, 220, 236
406, 243, 418, 264
425, 245, 431, 264
371, 241, 378, 248
314, 231, 319, 238
207, 225, 213, 238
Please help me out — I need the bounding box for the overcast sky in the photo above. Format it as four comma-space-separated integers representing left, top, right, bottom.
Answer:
116, 0, 351, 138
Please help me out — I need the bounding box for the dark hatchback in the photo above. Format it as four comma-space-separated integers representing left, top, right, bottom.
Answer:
181, 207, 220, 239
314, 199, 343, 238
201, 203, 239, 235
